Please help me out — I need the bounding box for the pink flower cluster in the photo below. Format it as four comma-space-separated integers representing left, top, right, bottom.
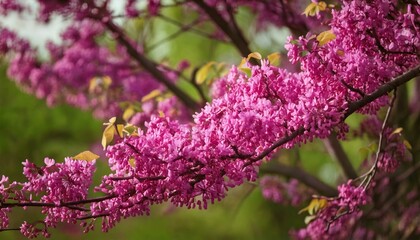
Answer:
22, 158, 95, 227
0, 27, 30, 54
260, 176, 306, 206
3, 21, 184, 119
37, 0, 160, 20
285, 0, 419, 114
20, 221, 51, 239
0, 158, 95, 238
293, 181, 370, 240
337, 180, 369, 211
0, 0, 23, 15
359, 116, 410, 173
0, 176, 12, 229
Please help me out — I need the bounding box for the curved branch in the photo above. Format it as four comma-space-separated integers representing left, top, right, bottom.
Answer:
192, 0, 252, 57
246, 127, 305, 165
103, 20, 199, 110
260, 162, 338, 196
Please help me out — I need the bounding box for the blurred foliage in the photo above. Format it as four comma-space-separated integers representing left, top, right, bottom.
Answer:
0, 64, 102, 178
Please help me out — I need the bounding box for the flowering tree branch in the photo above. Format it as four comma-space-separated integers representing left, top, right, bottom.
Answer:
345, 65, 420, 118
244, 65, 420, 170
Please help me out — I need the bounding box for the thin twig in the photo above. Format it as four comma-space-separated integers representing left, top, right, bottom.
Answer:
1, 195, 117, 209
104, 19, 199, 110
362, 89, 398, 190
192, 0, 252, 57
396, 160, 420, 182
340, 79, 366, 97
0, 228, 21, 232
156, 14, 227, 42
146, 18, 202, 52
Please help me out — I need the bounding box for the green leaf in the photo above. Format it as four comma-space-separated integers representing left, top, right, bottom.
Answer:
267, 52, 281, 66
73, 151, 100, 162
403, 140, 412, 150
317, 30, 336, 46
247, 52, 262, 61
299, 198, 328, 215
123, 107, 136, 122
359, 147, 370, 159
108, 117, 117, 125
300, 50, 309, 57
367, 142, 378, 152
141, 89, 162, 102
88, 76, 112, 93
116, 124, 124, 138
196, 61, 216, 85
102, 123, 116, 150
303, 1, 327, 17
391, 127, 403, 135
129, 157, 136, 167
304, 215, 317, 225
239, 67, 252, 77
123, 124, 138, 136
290, 39, 299, 45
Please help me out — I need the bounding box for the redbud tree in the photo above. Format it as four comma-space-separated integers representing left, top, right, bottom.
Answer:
0, 0, 419, 239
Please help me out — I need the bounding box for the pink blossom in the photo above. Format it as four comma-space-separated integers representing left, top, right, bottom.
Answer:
0, 0, 23, 15
337, 181, 369, 211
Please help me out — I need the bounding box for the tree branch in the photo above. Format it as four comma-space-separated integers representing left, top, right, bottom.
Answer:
345, 65, 420, 118
156, 14, 227, 43
192, 0, 252, 57
103, 20, 199, 110
248, 65, 419, 178
260, 162, 338, 196
323, 133, 358, 179
0, 228, 21, 232
1, 195, 116, 209
246, 127, 305, 165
